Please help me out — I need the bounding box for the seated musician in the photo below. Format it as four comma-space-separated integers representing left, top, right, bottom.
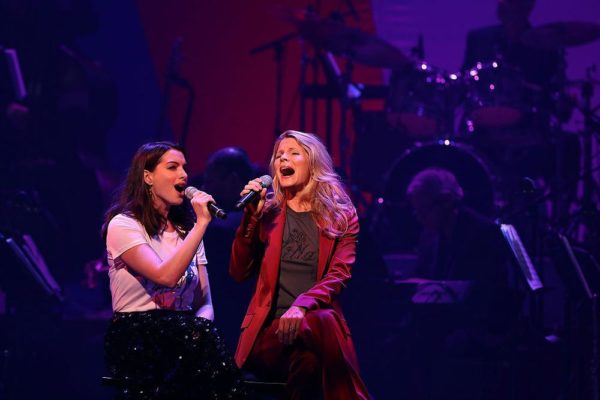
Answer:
407, 167, 507, 285
405, 167, 517, 398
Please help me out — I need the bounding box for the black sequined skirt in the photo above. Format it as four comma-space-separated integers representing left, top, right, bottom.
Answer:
105, 310, 247, 399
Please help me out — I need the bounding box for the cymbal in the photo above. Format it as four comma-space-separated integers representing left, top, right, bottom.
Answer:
565, 78, 600, 87
285, 10, 409, 68
522, 21, 600, 49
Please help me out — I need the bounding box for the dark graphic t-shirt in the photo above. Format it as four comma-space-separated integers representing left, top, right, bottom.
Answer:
274, 208, 319, 317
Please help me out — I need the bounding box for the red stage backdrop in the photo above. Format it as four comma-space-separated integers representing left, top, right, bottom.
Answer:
136, 0, 382, 175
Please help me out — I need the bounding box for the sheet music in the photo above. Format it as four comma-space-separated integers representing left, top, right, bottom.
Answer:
3, 48, 27, 101
500, 224, 543, 291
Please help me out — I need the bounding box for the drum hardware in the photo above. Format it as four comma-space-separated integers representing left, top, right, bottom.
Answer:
158, 37, 194, 148
461, 60, 548, 135
387, 62, 459, 140
274, 6, 410, 177
266, 10, 600, 249
274, 5, 409, 69
302, 83, 388, 100
568, 66, 600, 244
250, 32, 298, 139
521, 21, 600, 49
384, 34, 462, 141
289, 11, 409, 69
457, 62, 564, 160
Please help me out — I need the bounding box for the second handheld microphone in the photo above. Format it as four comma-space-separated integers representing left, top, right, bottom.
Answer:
184, 186, 227, 219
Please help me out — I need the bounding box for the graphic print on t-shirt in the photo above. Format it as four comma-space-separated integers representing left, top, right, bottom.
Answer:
282, 228, 318, 265
148, 259, 197, 310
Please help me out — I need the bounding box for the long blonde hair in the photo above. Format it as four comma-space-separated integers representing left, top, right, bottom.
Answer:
268, 130, 355, 238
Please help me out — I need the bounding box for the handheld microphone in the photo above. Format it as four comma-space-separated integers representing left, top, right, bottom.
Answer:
184, 186, 227, 219
235, 175, 273, 210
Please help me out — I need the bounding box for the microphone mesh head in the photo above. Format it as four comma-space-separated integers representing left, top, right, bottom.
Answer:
260, 175, 273, 188
184, 186, 199, 200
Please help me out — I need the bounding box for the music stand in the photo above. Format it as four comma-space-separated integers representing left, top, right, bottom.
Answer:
0, 232, 63, 398
0, 232, 63, 305
0, 47, 27, 101
553, 234, 595, 300
500, 224, 543, 291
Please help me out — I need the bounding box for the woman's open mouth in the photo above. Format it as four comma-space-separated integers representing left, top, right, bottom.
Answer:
280, 166, 295, 177
174, 184, 186, 196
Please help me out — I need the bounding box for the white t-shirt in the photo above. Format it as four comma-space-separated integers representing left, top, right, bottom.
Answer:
106, 213, 208, 312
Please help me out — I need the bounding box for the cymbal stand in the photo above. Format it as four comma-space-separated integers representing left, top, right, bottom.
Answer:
316, 49, 360, 177
297, 44, 324, 138
157, 38, 181, 141
325, 8, 361, 177
553, 48, 571, 224
338, 58, 354, 177
574, 65, 600, 243
298, 6, 361, 175
250, 32, 297, 139
580, 71, 600, 398
157, 37, 195, 148
311, 2, 321, 135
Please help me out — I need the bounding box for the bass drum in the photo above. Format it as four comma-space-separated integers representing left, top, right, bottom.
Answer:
375, 141, 497, 251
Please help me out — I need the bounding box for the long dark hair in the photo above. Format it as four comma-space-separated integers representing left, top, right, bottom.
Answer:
101, 141, 194, 240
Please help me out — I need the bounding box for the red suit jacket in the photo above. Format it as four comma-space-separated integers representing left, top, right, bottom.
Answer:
229, 202, 360, 369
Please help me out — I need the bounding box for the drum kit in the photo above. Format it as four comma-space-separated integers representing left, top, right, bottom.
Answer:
283, 10, 600, 242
